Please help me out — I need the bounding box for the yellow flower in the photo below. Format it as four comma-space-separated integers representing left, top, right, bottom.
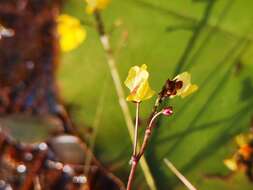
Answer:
85, 0, 110, 14
171, 72, 198, 98
235, 133, 253, 147
57, 14, 86, 52
224, 157, 238, 171
124, 64, 155, 102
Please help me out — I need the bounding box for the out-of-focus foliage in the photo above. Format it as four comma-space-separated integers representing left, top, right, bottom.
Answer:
58, 0, 253, 189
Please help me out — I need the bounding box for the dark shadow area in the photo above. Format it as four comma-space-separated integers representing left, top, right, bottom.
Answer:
166, 24, 195, 33
241, 77, 253, 101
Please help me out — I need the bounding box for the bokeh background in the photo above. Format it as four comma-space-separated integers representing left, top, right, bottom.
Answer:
1, 0, 253, 189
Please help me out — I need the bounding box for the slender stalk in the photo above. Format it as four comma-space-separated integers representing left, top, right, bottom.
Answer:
164, 159, 197, 190
126, 159, 138, 190
127, 102, 139, 190
133, 102, 140, 157
93, 11, 157, 190
126, 111, 162, 190
138, 111, 162, 157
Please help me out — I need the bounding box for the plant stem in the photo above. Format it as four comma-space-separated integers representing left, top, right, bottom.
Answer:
93, 11, 157, 190
164, 159, 197, 190
138, 111, 162, 157
133, 102, 140, 157
127, 102, 139, 190
126, 158, 138, 190
126, 111, 162, 190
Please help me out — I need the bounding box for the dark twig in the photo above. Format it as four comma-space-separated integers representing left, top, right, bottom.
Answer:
20, 145, 48, 190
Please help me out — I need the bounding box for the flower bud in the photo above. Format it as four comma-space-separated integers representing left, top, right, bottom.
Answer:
162, 107, 173, 116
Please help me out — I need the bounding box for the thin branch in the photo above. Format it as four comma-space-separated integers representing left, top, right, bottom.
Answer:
138, 111, 162, 158
93, 11, 157, 190
126, 158, 138, 190
21, 147, 47, 190
164, 158, 197, 190
126, 111, 162, 190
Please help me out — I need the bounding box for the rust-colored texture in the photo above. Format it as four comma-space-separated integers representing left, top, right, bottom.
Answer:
0, 0, 61, 114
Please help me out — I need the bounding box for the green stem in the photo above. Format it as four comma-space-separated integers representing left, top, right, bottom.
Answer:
133, 102, 140, 157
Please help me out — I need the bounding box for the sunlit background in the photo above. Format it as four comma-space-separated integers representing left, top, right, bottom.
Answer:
0, 0, 253, 189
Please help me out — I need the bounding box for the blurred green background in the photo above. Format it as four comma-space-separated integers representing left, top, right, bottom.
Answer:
58, 0, 253, 189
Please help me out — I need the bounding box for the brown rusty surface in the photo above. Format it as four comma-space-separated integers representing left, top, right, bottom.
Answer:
0, 0, 61, 114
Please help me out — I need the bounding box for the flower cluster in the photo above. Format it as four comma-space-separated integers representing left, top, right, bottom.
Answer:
124, 65, 198, 189
124, 65, 198, 103
224, 133, 253, 172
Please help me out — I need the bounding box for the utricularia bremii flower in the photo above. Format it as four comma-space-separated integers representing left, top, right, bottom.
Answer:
224, 133, 253, 172
124, 64, 155, 102
160, 72, 198, 99
57, 14, 86, 52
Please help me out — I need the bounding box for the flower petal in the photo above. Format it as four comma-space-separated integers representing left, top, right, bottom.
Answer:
124, 64, 149, 91
136, 80, 155, 101
57, 14, 86, 52
125, 64, 154, 102
180, 84, 198, 98
171, 71, 198, 98
224, 158, 238, 171
85, 0, 110, 14
235, 134, 249, 147
173, 72, 191, 95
